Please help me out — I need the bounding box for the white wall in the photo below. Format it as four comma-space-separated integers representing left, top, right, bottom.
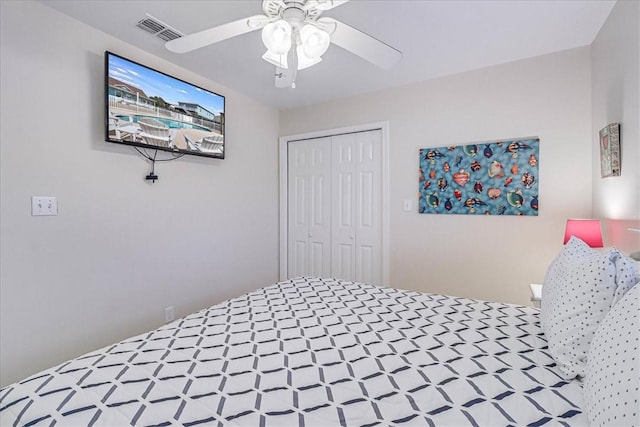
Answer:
281, 47, 593, 305
591, 0, 640, 253
4, 0, 628, 389
0, 1, 280, 387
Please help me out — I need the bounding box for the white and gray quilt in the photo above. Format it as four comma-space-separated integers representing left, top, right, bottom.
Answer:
1, 277, 586, 426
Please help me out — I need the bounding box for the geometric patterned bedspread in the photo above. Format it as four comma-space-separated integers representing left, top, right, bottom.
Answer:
0, 277, 586, 426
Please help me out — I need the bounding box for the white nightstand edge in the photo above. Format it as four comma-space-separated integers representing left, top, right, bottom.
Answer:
529, 283, 542, 308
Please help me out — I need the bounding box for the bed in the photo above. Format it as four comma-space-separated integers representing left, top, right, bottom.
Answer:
1, 239, 638, 426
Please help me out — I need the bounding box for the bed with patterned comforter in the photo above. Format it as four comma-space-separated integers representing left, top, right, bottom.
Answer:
0, 277, 586, 426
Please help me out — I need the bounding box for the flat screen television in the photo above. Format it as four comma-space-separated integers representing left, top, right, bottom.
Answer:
105, 51, 225, 159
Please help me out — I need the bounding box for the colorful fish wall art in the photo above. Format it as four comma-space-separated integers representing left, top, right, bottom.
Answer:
419, 138, 540, 215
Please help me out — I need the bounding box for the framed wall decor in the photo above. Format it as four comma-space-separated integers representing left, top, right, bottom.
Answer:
599, 123, 621, 178
419, 137, 540, 216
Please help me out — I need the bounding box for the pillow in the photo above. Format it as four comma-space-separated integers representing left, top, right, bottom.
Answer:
540, 236, 617, 379
611, 250, 640, 306
583, 283, 639, 426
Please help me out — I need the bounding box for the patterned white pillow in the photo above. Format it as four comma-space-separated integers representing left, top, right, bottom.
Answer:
611, 250, 640, 306
584, 283, 639, 427
540, 236, 617, 379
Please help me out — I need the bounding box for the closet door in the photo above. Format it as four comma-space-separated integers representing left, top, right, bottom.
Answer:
331, 134, 356, 280
331, 130, 382, 284
287, 129, 383, 285
354, 130, 383, 284
287, 138, 332, 278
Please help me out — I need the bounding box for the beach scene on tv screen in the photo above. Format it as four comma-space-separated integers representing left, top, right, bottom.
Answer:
107, 53, 225, 156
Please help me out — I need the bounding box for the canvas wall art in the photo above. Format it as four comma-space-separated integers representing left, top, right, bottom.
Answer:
419, 138, 540, 215
599, 123, 621, 178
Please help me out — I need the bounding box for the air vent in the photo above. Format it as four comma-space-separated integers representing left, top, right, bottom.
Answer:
136, 14, 183, 42
156, 28, 182, 42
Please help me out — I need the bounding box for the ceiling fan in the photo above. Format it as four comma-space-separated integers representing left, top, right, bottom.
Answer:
165, 0, 402, 89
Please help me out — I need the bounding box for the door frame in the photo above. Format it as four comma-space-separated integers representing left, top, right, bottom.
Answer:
279, 121, 390, 285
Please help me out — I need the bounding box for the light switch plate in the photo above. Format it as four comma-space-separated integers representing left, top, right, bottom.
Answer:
403, 199, 412, 212
32, 196, 57, 216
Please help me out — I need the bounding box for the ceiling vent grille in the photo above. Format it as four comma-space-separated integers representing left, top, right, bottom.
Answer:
136, 14, 183, 42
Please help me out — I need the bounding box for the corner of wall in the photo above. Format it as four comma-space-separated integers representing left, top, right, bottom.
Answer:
590, 0, 640, 222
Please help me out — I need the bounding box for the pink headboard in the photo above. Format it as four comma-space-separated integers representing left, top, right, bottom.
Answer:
603, 219, 640, 257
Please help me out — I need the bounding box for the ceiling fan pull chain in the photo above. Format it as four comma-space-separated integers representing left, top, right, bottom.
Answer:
288, 37, 299, 88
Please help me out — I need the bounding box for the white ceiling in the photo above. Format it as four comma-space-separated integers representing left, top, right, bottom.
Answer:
42, 0, 615, 110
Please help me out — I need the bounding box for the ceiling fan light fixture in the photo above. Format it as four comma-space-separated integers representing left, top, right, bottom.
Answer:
262, 49, 288, 68
263, 46, 320, 70
261, 19, 292, 55
299, 24, 330, 59
296, 44, 322, 70
167, 0, 402, 89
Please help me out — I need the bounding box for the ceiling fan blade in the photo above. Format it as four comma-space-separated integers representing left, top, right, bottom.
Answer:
166, 15, 269, 53
320, 17, 402, 69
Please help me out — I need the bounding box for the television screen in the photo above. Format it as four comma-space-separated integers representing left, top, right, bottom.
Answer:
105, 51, 225, 159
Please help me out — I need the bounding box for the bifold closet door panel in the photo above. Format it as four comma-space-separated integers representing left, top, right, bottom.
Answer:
354, 130, 383, 285
331, 130, 383, 285
287, 138, 332, 278
331, 133, 357, 281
